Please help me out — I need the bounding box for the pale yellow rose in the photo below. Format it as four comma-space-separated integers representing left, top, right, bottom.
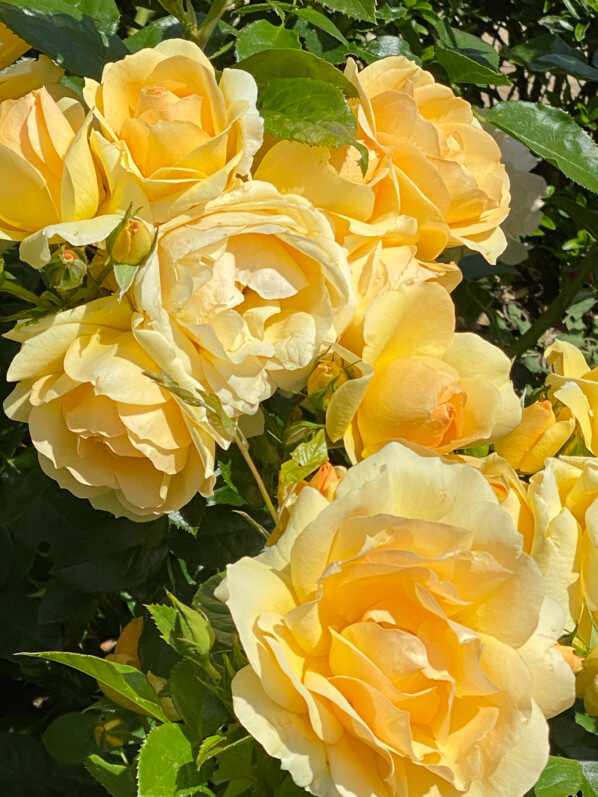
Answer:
83, 39, 263, 223
0, 86, 102, 241
0, 22, 28, 70
495, 399, 575, 474
528, 456, 598, 632
3, 296, 219, 519
254, 60, 461, 346
327, 281, 521, 460
218, 442, 574, 797
356, 56, 510, 263
0, 54, 66, 103
546, 339, 598, 455
135, 181, 354, 417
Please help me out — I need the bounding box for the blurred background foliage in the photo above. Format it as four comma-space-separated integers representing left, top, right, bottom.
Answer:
0, 0, 596, 794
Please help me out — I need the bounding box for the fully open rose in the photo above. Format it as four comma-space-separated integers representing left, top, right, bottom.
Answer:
218, 442, 574, 796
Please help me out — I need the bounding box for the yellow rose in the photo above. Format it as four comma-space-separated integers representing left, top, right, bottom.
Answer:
0, 54, 66, 103
218, 443, 574, 796
528, 456, 598, 631
135, 181, 354, 417
84, 39, 263, 223
356, 56, 510, 263
3, 296, 218, 519
0, 86, 101, 241
327, 281, 521, 460
254, 60, 462, 349
0, 22, 28, 70
495, 399, 575, 473
546, 339, 598, 455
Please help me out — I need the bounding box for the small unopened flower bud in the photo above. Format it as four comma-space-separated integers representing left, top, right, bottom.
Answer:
110, 219, 153, 266
46, 247, 87, 291
307, 358, 349, 408
94, 718, 126, 749
308, 462, 346, 501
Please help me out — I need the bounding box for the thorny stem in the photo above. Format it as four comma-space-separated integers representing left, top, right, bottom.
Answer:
508, 242, 598, 358
234, 428, 283, 538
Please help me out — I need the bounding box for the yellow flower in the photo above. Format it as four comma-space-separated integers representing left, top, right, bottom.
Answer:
3, 296, 218, 519
356, 56, 510, 263
528, 456, 598, 631
0, 53, 68, 104
546, 339, 598, 455
577, 647, 598, 715
218, 442, 574, 797
495, 399, 575, 473
84, 39, 263, 223
254, 59, 463, 348
327, 281, 521, 461
135, 181, 354, 417
0, 86, 101, 241
0, 22, 28, 70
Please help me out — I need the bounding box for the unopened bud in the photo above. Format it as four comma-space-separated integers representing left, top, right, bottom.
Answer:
307, 358, 349, 408
110, 218, 153, 266
308, 462, 346, 501
46, 247, 87, 291
94, 718, 126, 749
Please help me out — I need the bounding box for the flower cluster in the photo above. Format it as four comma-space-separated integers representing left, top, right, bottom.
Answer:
3, 32, 591, 796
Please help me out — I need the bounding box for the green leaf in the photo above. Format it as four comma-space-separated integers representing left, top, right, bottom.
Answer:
293, 8, 347, 43
0, 0, 127, 80
21, 652, 170, 722
436, 24, 500, 68
511, 33, 598, 81
113, 263, 138, 297
193, 574, 237, 647
550, 196, 598, 238
357, 35, 415, 63
137, 724, 195, 797
314, 0, 376, 23
42, 712, 96, 765
168, 494, 206, 537
169, 659, 229, 742
147, 594, 217, 675
279, 428, 328, 485
534, 756, 591, 797
258, 77, 357, 148
125, 15, 183, 53
436, 43, 511, 86
85, 755, 136, 797
235, 20, 301, 60
235, 48, 358, 98
0, 733, 60, 796
484, 101, 598, 193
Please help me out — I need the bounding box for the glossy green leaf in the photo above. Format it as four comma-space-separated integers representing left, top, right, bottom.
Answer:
235, 19, 301, 60
533, 756, 597, 797
436, 42, 510, 86
314, 0, 376, 23
235, 48, 358, 98
193, 574, 237, 647
169, 659, 229, 742
357, 35, 415, 63
485, 101, 598, 193
511, 33, 598, 81
436, 24, 500, 68
0, 0, 126, 79
125, 15, 183, 52
137, 724, 196, 797
258, 77, 357, 147
112, 263, 138, 297
22, 652, 170, 721
279, 428, 329, 485
294, 8, 347, 43
85, 755, 136, 797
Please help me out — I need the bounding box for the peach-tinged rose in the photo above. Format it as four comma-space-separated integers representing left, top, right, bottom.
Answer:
528, 456, 598, 631
135, 181, 354, 417
0, 22, 28, 70
3, 296, 218, 519
355, 56, 510, 264
546, 339, 598, 455
327, 281, 521, 461
495, 399, 575, 474
84, 39, 263, 223
218, 443, 574, 797
0, 86, 101, 241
